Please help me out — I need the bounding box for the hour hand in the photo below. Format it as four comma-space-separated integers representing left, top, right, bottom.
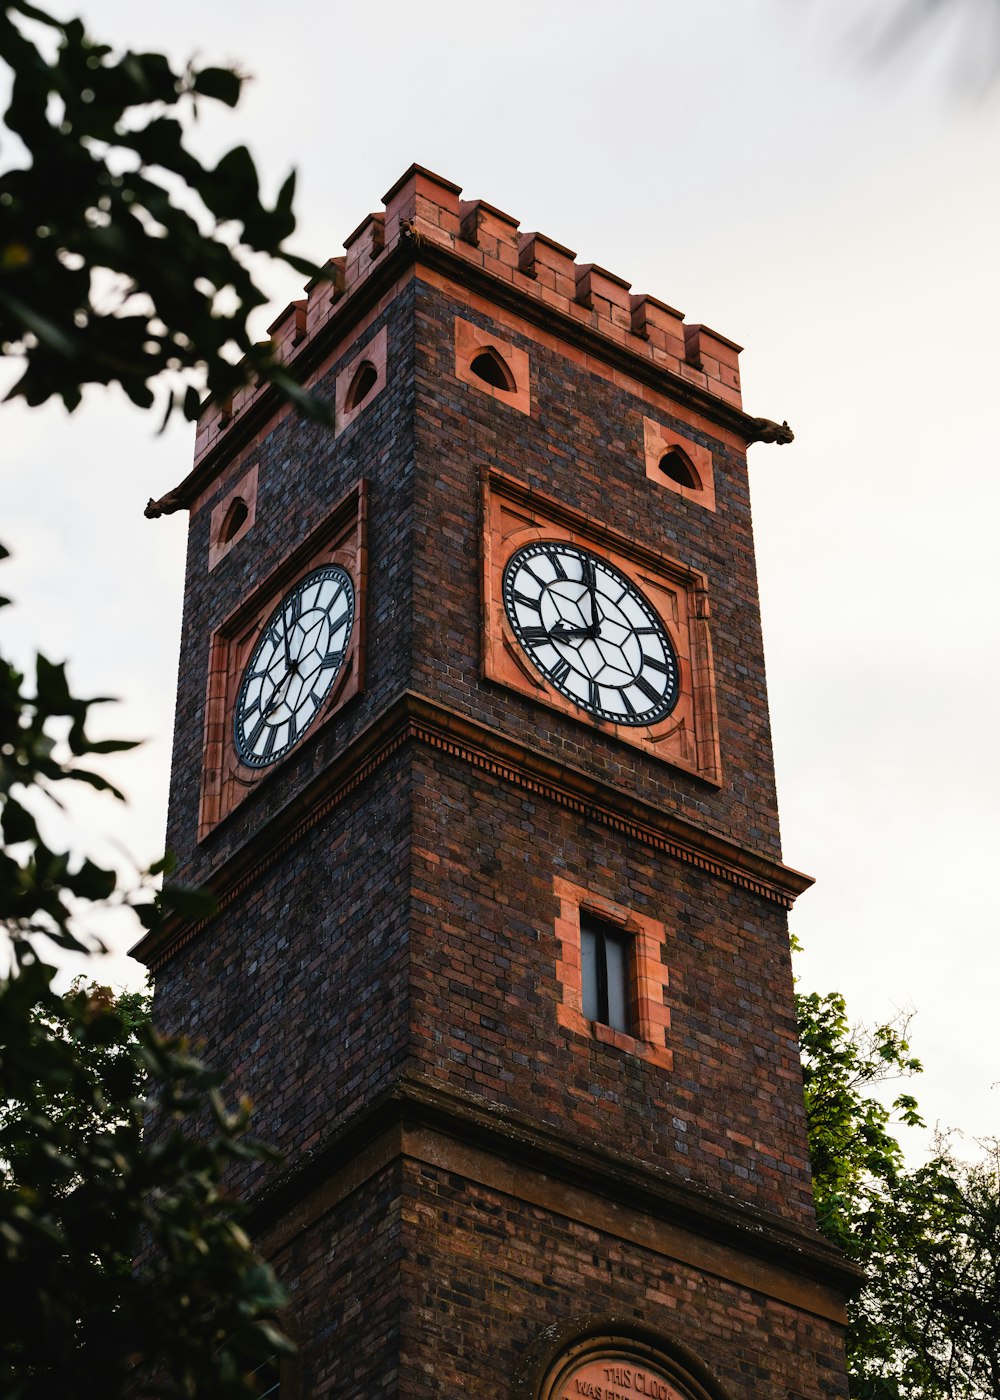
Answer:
550, 621, 596, 641
264, 680, 291, 718
264, 663, 298, 716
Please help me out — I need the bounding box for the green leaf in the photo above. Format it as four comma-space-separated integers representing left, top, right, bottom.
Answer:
0, 288, 80, 360
191, 65, 242, 107
202, 144, 260, 223
0, 1, 326, 427
182, 384, 202, 421
34, 655, 73, 712
1, 796, 37, 845
158, 884, 216, 921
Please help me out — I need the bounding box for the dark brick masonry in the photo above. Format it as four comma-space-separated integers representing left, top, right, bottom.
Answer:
143, 167, 852, 1399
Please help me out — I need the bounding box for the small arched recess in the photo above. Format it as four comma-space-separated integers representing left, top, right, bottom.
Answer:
470, 346, 517, 392
658, 446, 702, 491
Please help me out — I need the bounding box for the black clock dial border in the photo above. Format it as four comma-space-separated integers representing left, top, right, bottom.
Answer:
234, 564, 355, 769
501, 541, 680, 728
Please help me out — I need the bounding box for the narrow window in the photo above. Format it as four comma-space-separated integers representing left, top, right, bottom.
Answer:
219, 496, 249, 545
253, 1356, 281, 1399
214, 1341, 283, 1399
345, 359, 379, 410
658, 446, 701, 491
470, 347, 516, 392
581, 914, 632, 1032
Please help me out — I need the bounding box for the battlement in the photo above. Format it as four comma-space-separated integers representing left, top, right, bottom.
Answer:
193, 164, 744, 467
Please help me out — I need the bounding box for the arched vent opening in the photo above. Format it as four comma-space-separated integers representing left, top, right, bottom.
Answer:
658, 447, 701, 491
220, 496, 249, 544
470, 347, 516, 392
346, 360, 379, 411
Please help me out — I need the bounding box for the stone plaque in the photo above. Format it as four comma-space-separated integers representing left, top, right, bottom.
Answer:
553, 1355, 686, 1400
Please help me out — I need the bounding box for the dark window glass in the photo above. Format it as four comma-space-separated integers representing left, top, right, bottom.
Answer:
581, 914, 632, 1032
253, 1356, 281, 1399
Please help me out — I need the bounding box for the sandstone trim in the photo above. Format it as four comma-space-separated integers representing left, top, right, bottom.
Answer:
132, 693, 813, 972
247, 1075, 861, 1324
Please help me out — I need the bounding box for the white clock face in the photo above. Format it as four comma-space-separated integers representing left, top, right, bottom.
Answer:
234, 565, 354, 768
502, 541, 679, 726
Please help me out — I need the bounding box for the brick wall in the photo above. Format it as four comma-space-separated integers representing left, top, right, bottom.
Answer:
250, 1152, 850, 1400
410, 278, 781, 857
165, 286, 418, 882
399, 1162, 848, 1400
409, 748, 812, 1225
153, 745, 413, 1199
272, 1161, 404, 1398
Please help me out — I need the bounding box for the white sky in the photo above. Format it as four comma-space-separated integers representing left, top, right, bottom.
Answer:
2, 0, 998, 1160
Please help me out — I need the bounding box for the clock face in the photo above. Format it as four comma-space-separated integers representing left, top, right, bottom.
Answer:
234, 565, 355, 768
502, 541, 679, 727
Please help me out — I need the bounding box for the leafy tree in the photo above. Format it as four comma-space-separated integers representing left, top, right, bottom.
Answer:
877, 1136, 1000, 1399
0, 0, 328, 425
0, 967, 293, 1399
0, 972, 152, 1149
0, 562, 294, 1398
796, 961, 1000, 1398
796, 982, 925, 1256
0, 2, 324, 1390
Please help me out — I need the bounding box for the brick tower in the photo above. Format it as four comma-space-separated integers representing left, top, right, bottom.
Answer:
137, 165, 856, 1399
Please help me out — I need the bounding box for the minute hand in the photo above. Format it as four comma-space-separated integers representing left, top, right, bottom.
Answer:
279, 602, 293, 669
582, 557, 598, 628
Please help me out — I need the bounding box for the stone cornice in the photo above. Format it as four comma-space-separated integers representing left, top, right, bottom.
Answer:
131, 691, 813, 971
245, 1074, 862, 1319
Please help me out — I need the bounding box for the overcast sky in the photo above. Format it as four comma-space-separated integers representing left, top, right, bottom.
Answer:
3, 0, 998, 1160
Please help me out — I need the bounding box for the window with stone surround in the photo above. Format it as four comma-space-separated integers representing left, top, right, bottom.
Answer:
344, 358, 379, 410
658, 444, 701, 490
553, 876, 672, 1071
470, 345, 516, 391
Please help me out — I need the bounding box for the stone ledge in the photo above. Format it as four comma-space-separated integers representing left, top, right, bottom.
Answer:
132, 691, 814, 972
245, 1073, 863, 1321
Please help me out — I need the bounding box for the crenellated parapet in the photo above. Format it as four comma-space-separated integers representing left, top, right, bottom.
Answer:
184, 164, 772, 491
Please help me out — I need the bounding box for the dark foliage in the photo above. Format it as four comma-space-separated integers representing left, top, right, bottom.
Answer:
0, 548, 294, 1397
797, 957, 1000, 1398
0, 0, 329, 424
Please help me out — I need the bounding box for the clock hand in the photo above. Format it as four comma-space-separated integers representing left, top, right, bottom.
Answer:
281, 602, 293, 669
265, 662, 299, 717
582, 557, 598, 630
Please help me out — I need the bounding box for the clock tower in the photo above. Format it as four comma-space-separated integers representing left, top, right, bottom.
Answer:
138, 166, 856, 1399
